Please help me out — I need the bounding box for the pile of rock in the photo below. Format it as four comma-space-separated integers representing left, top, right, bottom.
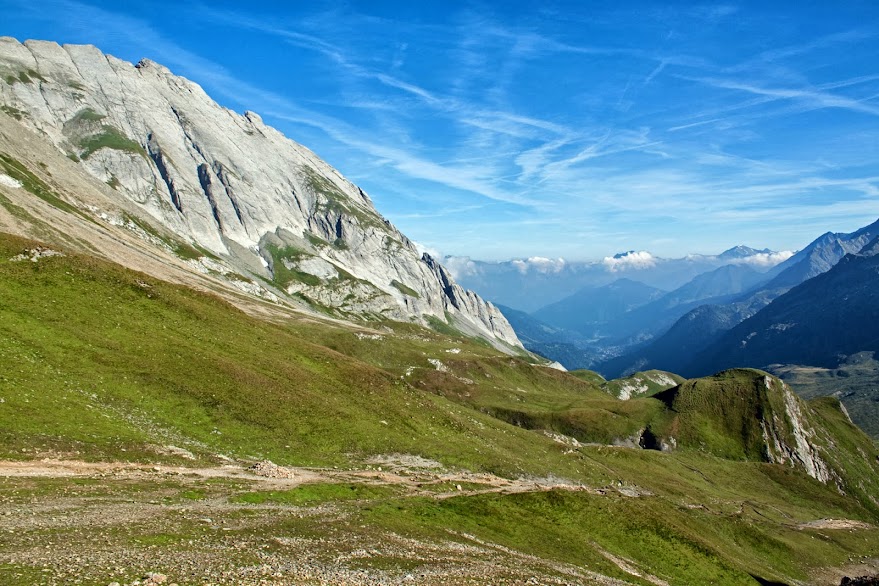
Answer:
248, 460, 295, 479
10, 247, 65, 262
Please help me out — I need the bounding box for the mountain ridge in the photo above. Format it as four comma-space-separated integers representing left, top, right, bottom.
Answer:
602, 217, 879, 378
0, 36, 520, 349
688, 236, 879, 376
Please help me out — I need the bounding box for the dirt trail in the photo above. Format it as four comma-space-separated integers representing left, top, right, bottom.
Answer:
0, 458, 597, 498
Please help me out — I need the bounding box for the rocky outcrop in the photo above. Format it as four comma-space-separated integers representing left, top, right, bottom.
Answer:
650, 370, 841, 485
0, 37, 520, 349
759, 375, 835, 484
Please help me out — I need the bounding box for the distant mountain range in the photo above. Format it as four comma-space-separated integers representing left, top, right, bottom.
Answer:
450, 245, 792, 312
533, 278, 666, 333
602, 218, 879, 377
691, 236, 879, 375
493, 246, 788, 369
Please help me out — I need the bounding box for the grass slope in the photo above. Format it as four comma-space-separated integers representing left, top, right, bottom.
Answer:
2, 232, 879, 584
0, 232, 586, 477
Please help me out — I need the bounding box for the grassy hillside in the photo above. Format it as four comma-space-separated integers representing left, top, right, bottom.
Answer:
0, 232, 596, 478
2, 232, 879, 584
648, 369, 879, 516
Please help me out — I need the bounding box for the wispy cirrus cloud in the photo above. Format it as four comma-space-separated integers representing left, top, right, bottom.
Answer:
685, 75, 879, 117
7, 0, 878, 260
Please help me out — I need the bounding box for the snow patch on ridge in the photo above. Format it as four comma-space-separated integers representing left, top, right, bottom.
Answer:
0, 174, 22, 189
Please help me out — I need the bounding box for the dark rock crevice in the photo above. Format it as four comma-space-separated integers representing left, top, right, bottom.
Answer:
212, 162, 244, 226
146, 133, 182, 213
197, 163, 223, 231
422, 253, 460, 310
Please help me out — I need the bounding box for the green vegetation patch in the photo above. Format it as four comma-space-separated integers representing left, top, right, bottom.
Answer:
602, 369, 685, 399
425, 313, 465, 338
265, 243, 321, 287
651, 369, 788, 461
301, 165, 345, 199
391, 279, 420, 298
2, 68, 45, 85
0, 232, 596, 475
123, 213, 210, 261
304, 232, 349, 252
568, 369, 606, 385
0, 564, 47, 586
362, 491, 775, 584
77, 125, 146, 160
69, 107, 106, 124
2, 229, 879, 582
305, 233, 327, 248
0, 105, 26, 121
300, 165, 386, 231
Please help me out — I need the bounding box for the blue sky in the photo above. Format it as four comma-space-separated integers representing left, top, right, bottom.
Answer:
3, 1, 879, 260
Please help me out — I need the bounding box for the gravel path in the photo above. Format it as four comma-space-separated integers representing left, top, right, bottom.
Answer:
0, 458, 638, 586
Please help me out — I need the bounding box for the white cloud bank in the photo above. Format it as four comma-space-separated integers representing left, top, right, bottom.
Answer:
511, 256, 567, 275
602, 251, 657, 272
413, 240, 443, 260
730, 250, 795, 268
443, 256, 478, 279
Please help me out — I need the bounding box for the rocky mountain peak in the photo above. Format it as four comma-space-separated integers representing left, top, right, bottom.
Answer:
719, 245, 770, 259
0, 36, 520, 350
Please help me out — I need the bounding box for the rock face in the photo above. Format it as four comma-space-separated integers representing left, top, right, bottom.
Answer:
0, 37, 520, 349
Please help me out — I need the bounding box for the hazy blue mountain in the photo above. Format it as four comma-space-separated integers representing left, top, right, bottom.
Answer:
601, 219, 879, 377
688, 237, 879, 375
494, 305, 598, 369
762, 218, 879, 290
595, 263, 774, 343
495, 304, 571, 345
496, 260, 780, 370
658, 263, 769, 305
532, 278, 666, 332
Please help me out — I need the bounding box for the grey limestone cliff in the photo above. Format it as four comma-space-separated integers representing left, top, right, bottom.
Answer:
0, 37, 520, 349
